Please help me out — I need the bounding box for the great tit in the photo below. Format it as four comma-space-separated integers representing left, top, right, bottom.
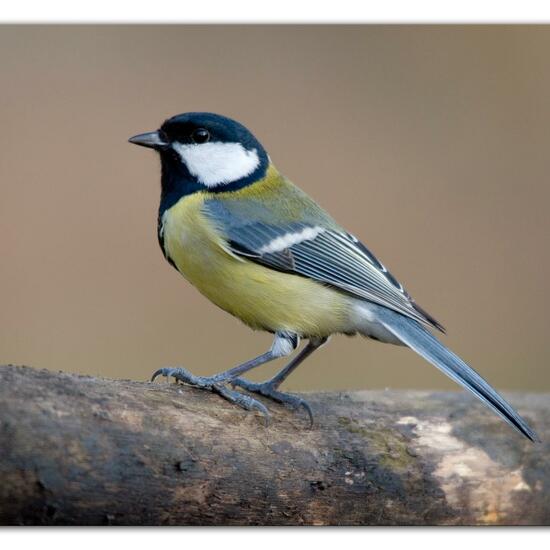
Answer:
129, 112, 538, 441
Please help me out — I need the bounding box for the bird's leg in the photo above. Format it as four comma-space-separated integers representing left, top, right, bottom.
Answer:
151, 332, 299, 424
232, 336, 329, 426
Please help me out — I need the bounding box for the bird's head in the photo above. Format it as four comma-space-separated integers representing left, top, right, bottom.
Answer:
129, 112, 269, 196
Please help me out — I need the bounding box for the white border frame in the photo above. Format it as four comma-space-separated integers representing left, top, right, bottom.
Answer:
2, 1, 550, 23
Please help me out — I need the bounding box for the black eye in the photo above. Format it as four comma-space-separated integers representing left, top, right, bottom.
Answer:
191, 128, 210, 144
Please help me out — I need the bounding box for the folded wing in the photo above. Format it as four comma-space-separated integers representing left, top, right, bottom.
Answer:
203, 197, 444, 332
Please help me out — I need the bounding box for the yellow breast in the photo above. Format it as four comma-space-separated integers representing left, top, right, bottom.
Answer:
160, 192, 354, 337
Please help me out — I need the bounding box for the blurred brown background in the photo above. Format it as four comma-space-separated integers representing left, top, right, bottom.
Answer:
1, 25, 549, 392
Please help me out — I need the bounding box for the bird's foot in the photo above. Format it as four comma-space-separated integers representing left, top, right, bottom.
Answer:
151, 367, 270, 425
231, 378, 314, 428
152, 366, 222, 389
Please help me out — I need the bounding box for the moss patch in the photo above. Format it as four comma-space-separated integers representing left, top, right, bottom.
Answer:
337, 416, 415, 471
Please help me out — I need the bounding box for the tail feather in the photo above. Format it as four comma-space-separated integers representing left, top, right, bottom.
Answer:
374, 306, 539, 442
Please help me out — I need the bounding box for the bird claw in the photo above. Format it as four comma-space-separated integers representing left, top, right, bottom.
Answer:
232, 378, 314, 428
151, 366, 174, 382
150, 367, 215, 389
214, 384, 271, 427
150, 368, 270, 426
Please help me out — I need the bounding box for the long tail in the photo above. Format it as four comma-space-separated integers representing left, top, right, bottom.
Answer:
373, 306, 540, 442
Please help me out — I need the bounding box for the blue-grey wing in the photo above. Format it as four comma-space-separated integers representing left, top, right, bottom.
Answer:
203, 198, 444, 332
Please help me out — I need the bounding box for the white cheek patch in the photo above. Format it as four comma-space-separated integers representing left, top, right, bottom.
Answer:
259, 226, 326, 254
172, 141, 260, 187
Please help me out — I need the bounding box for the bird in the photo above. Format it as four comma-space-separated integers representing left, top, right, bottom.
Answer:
129, 111, 538, 442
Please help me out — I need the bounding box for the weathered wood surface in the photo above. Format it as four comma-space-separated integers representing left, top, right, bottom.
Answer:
0, 365, 548, 525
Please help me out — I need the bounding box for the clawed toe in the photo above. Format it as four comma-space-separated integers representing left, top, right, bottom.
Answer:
151, 366, 172, 382
272, 391, 314, 428
151, 366, 192, 383
232, 378, 314, 428
150, 368, 270, 425
214, 384, 271, 426
150, 367, 215, 389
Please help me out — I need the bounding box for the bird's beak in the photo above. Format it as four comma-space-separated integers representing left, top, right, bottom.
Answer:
128, 131, 168, 149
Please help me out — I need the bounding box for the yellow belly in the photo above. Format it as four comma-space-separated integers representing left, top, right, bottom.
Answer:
161, 193, 353, 336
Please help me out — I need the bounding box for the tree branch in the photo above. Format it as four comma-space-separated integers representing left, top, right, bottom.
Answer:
0, 365, 548, 525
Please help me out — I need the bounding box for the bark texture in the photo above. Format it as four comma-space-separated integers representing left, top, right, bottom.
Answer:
1, 365, 549, 526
